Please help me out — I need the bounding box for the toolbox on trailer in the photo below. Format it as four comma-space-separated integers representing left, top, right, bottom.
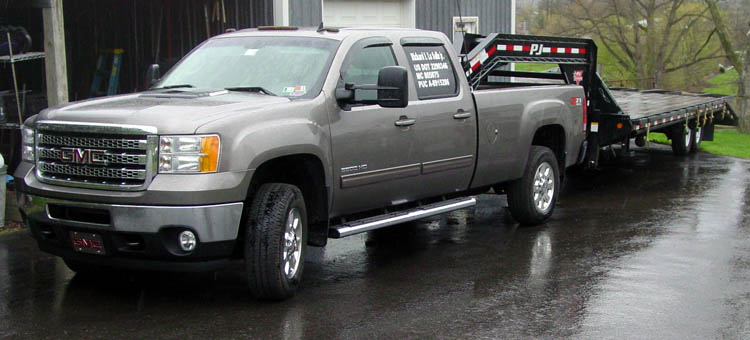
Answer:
455, 32, 738, 167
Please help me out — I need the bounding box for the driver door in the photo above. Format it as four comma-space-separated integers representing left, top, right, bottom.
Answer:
329, 37, 422, 215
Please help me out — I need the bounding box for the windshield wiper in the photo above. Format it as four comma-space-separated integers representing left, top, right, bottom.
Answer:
225, 86, 278, 96
153, 84, 194, 89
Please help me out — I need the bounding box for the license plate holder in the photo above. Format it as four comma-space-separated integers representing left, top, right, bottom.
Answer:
69, 231, 106, 255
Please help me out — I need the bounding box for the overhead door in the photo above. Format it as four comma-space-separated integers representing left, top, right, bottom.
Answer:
323, 0, 408, 27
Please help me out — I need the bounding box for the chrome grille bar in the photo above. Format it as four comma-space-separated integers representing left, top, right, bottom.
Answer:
38, 161, 147, 180
37, 133, 148, 150
37, 147, 147, 165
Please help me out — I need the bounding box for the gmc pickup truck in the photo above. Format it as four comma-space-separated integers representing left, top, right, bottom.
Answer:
16, 27, 589, 299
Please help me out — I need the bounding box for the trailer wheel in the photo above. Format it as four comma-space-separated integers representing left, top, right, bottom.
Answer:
670, 124, 692, 156
507, 146, 560, 225
689, 121, 702, 153
244, 183, 307, 300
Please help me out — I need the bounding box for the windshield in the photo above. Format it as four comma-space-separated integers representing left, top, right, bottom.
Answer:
157, 36, 340, 98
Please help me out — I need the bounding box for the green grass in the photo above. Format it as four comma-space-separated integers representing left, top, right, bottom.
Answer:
513, 63, 558, 72
704, 69, 739, 96
648, 127, 750, 159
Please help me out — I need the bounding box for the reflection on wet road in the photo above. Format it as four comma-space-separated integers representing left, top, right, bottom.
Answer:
1, 146, 749, 339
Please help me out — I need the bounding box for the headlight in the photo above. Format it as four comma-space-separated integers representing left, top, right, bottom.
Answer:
158, 135, 220, 173
21, 126, 35, 162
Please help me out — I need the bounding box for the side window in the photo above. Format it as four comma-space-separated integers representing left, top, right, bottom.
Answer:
341, 45, 397, 102
403, 45, 459, 99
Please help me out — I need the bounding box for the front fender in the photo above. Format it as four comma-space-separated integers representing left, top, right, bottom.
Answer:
195, 94, 333, 192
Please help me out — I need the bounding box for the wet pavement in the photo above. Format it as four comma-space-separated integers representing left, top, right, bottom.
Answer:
1, 145, 749, 339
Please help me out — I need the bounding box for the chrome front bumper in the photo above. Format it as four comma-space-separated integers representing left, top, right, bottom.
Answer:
18, 193, 243, 243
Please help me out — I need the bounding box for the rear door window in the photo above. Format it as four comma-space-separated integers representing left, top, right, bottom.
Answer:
403, 45, 459, 99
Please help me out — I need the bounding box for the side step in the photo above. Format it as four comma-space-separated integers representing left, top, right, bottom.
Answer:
329, 197, 477, 238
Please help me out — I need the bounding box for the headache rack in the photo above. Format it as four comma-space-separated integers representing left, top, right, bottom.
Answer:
456, 33, 737, 167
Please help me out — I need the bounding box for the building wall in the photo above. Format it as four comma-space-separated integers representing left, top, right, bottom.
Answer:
289, 0, 323, 27
60, 0, 275, 100
287, 0, 512, 36
416, 0, 513, 37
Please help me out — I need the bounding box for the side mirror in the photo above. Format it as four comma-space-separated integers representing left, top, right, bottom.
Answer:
145, 64, 161, 89
377, 66, 409, 108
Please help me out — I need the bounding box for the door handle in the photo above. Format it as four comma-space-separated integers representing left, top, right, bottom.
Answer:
453, 110, 473, 119
395, 116, 416, 127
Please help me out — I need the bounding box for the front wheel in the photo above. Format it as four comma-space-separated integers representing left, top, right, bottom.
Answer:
507, 146, 560, 225
244, 183, 307, 300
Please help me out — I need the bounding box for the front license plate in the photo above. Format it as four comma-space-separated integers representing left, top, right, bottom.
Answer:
69, 231, 106, 255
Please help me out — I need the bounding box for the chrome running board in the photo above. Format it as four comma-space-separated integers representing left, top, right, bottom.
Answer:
329, 197, 476, 238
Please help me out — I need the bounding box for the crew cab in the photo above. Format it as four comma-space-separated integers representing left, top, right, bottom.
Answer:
16, 27, 587, 299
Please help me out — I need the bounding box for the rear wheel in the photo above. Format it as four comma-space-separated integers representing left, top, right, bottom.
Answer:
507, 146, 560, 225
670, 124, 692, 156
244, 183, 307, 300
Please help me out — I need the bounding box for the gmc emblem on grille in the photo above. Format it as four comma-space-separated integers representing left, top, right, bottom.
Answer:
59, 147, 106, 165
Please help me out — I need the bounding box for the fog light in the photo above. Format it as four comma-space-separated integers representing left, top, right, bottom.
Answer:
179, 230, 196, 252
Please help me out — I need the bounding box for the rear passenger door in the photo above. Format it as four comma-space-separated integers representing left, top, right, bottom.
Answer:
400, 39, 477, 197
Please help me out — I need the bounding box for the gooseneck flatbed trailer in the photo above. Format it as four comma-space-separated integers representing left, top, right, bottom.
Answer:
456, 33, 738, 166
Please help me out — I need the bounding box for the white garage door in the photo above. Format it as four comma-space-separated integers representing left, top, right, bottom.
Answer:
323, 0, 410, 28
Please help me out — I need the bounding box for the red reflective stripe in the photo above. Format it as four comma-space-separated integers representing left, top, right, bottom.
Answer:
522, 45, 531, 52
471, 62, 481, 71
487, 45, 497, 56
580, 48, 586, 54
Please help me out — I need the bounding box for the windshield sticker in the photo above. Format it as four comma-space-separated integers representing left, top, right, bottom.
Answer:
282, 86, 307, 97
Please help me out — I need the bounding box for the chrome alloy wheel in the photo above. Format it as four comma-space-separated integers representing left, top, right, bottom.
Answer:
282, 208, 302, 279
533, 162, 555, 214
684, 126, 691, 148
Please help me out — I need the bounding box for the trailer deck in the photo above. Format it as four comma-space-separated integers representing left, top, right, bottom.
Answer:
609, 88, 735, 135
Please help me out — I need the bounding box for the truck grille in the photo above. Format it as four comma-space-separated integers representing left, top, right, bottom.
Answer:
34, 121, 158, 191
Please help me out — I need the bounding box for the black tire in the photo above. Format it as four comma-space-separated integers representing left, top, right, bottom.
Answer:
507, 146, 560, 225
244, 183, 307, 300
689, 121, 702, 153
670, 124, 692, 156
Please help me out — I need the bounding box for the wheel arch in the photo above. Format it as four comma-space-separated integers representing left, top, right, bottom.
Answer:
241, 152, 330, 250
530, 124, 567, 174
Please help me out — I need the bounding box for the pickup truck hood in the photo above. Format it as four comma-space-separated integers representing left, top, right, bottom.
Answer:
36, 89, 293, 134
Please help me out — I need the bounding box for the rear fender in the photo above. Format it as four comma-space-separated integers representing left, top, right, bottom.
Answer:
517, 100, 571, 174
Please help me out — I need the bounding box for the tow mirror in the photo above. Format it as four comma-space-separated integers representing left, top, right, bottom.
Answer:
335, 66, 409, 108
377, 66, 409, 108
145, 64, 161, 89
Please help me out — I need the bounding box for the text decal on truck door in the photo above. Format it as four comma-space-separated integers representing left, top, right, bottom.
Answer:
404, 45, 458, 99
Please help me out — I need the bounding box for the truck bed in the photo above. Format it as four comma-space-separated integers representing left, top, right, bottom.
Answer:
608, 88, 735, 134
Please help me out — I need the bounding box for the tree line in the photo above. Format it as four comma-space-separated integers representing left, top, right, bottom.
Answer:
517, 0, 749, 132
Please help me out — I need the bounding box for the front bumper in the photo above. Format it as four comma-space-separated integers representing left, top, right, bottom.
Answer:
19, 193, 244, 271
